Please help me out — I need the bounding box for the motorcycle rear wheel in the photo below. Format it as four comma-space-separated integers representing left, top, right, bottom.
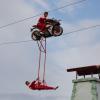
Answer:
31, 30, 41, 41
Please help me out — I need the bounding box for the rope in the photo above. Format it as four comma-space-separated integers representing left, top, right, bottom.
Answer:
36, 38, 47, 83
43, 38, 46, 83
37, 41, 41, 81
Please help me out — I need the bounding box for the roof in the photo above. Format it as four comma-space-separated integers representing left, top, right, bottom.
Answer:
67, 65, 100, 76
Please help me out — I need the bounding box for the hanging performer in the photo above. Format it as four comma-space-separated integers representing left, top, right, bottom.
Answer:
25, 38, 59, 91
25, 80, 58, 90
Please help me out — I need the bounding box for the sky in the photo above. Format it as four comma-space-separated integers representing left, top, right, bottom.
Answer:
0, 0, 100, 100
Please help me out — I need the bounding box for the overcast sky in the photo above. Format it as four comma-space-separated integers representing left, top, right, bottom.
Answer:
0, 0, 100, 100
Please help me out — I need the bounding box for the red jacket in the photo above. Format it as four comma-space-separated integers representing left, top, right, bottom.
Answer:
37, 17, 47, 31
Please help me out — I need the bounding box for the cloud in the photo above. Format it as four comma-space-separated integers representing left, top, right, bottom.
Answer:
31, 0, 50, 10
49, 43, 100, 66
61, 19, 100, 46
0, 0, 40, 43
0, 0, 37, 25
55, 0, 86, 15
47, 19, 100, 68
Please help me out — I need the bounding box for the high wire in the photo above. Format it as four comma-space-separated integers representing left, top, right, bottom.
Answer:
0, 40, 33, 46
63, 24, 100, 35
0, 0, 87, 30
0, 24, 100, 46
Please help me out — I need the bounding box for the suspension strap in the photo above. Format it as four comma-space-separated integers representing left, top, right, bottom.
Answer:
43, 38, 46, 83
36, 37, 47, 83
37, 41, 40, 81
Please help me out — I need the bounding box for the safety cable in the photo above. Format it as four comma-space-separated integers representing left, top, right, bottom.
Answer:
0, 40, 32, 46
0, 23, 99, 46
63, 24, 100, 35
0, 0, 87, 30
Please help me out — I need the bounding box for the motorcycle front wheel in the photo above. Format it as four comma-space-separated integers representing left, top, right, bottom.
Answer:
52, 26, 63, 36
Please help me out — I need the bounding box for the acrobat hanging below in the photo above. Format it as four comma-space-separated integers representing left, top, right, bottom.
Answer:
25, 79, 58, 90
25, 38, 58, 91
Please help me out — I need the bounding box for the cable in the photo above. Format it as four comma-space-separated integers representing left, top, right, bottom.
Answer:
0, 24, 100, 46
0, 14, 41, 30
0, 40, 32, 46
0, 0, 87, 30
63, 24, 100, 35
48, 0, 87, 12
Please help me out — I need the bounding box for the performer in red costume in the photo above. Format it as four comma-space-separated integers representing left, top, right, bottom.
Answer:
25, 80, 58, 90
36, 12, 48, 32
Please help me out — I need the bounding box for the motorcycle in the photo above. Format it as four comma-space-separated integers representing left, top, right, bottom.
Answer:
31, 18, 63, 41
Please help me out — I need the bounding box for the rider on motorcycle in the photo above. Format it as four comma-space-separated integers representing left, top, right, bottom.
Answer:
31, 12, 63, 41
34, 12, 48, 33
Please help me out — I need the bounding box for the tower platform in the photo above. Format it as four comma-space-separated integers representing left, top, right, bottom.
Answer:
67, 65, 100, 100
